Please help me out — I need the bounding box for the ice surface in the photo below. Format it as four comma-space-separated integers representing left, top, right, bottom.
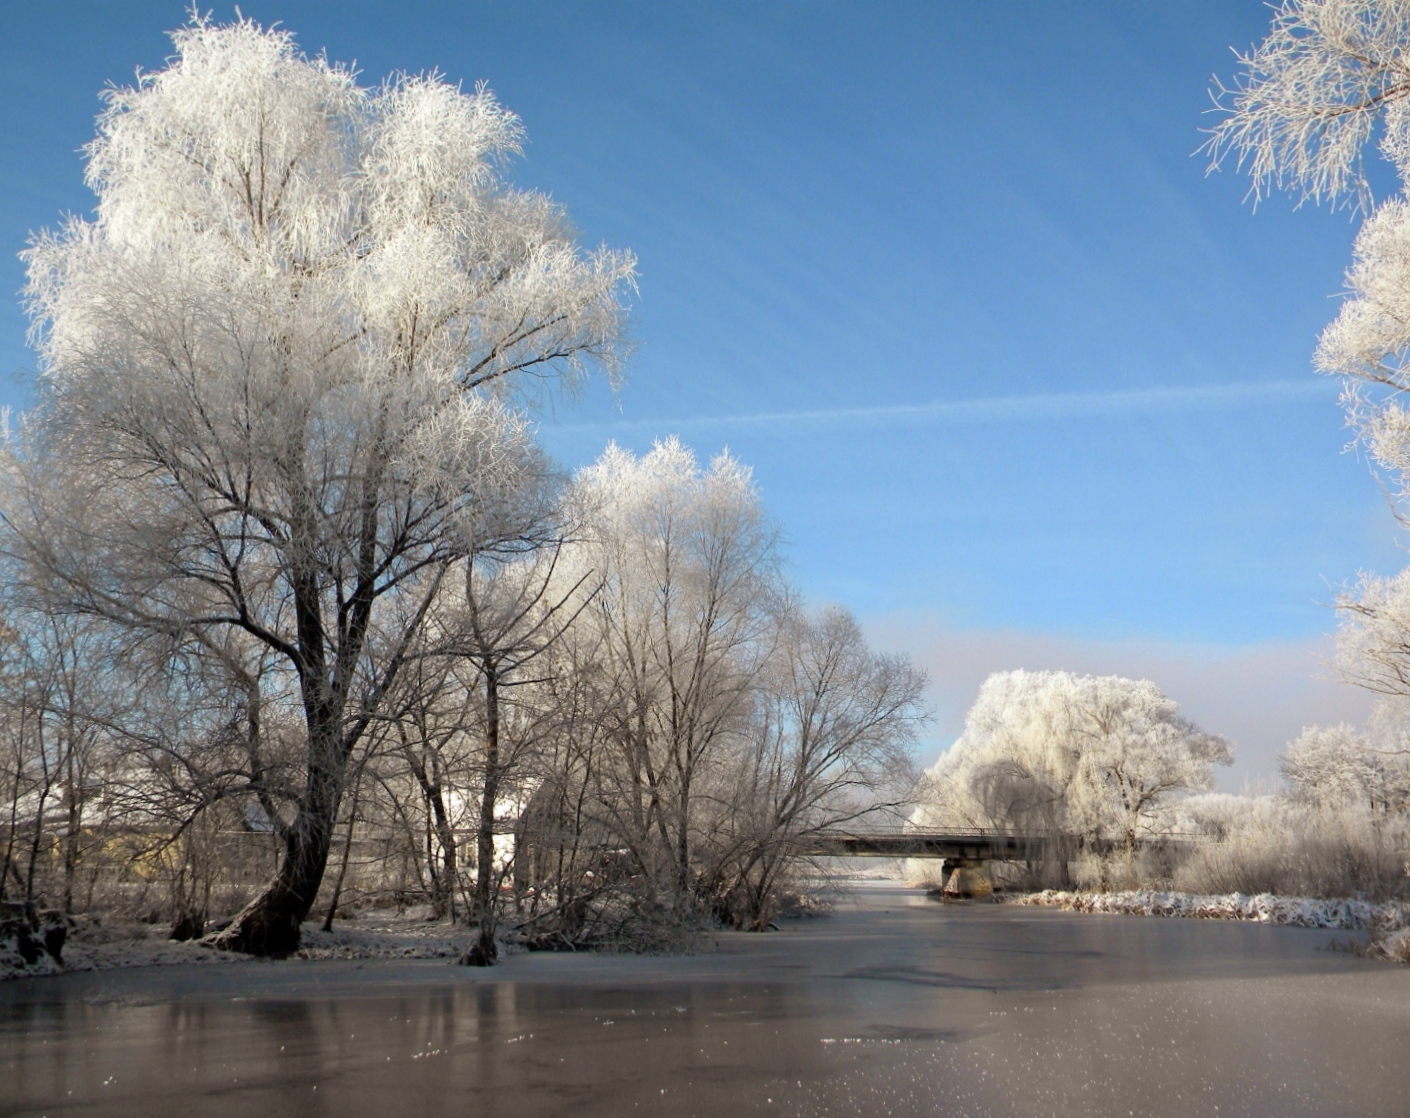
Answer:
3, 881, 1409, 1117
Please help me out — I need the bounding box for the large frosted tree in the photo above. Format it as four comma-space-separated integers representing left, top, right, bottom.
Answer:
916, 670, 1230, 851
10, 17, 634, 954
1206, 0, 1410, 706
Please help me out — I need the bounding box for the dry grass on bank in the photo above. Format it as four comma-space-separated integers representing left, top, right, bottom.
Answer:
1169, 801, 1410, 902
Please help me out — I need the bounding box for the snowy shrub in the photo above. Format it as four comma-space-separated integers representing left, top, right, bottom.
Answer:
1173, 801, 1410, 901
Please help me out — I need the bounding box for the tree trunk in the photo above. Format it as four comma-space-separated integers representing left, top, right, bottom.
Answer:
1, 763, 23, 905
467, 664, 501, 965
62, 736, 78, 915
24, 782, 49, 906
210, 723, 345, 956
321, 768, 363, 932
428, 783, 458, 921
676, 774, 692, 901
206, 528, 384, 956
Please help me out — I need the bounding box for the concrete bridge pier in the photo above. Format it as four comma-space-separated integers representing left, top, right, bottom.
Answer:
941, 858, 994, 898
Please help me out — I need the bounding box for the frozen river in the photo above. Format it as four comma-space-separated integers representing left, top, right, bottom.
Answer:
2, 880, 1408, 1117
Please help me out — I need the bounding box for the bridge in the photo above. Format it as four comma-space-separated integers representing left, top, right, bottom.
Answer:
792, 829, 1048, 897
798, 830, 1039, 861
795, 829, 1203, 897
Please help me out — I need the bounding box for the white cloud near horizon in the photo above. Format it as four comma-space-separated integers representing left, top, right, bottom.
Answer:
552, 379, 1330, 437
860, 613, 1374, 794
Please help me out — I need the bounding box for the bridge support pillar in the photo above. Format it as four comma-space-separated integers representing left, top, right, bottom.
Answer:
942, 859, 993, 898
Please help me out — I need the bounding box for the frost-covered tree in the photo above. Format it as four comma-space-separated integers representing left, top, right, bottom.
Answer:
1207, 3, 1410, 702
1282, 723, 1376, 807
706, 604, 925, 929
1337, 568, 1410, 692
1206, 0, 1410, 507
565, 438, 777, 901
446, 533, 596, 964
504, 440, 923, 936
1204, 0, 1410, 214
0, 606, 121, 913
1282, 703, 1410, 811
916, 670, 1231, 852
9, 16, 634, 954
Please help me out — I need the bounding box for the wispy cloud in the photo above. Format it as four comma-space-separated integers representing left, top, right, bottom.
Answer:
552, 379, 1331, 436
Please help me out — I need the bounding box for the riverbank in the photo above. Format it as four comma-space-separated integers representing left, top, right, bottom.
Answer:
0, 906, 480, 982
12, 879, 1410, 983
1012, 887, 1409, 929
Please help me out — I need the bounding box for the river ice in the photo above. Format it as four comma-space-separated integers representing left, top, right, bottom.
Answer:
1, 881, 1407, 1117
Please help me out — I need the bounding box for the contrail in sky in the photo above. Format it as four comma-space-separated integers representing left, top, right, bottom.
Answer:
548, 378, 1333, 436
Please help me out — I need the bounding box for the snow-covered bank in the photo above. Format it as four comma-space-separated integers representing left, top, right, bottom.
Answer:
1014, 888, 1410, 934
1, 910, 479, 982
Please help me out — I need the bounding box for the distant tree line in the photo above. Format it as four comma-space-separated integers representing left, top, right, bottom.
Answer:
911, 667, 1410, 901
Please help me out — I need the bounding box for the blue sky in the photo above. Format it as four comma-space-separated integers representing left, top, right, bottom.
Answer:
0, 2, 1401, 781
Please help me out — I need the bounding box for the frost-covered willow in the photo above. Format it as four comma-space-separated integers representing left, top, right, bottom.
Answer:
914, 670, 1230, 856
9, 17, 634, 955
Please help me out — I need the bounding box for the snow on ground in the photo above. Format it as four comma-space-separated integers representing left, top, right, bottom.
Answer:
1014, 889, 1410, 932
1, 906, 479, 982
293, 908, 476, 961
